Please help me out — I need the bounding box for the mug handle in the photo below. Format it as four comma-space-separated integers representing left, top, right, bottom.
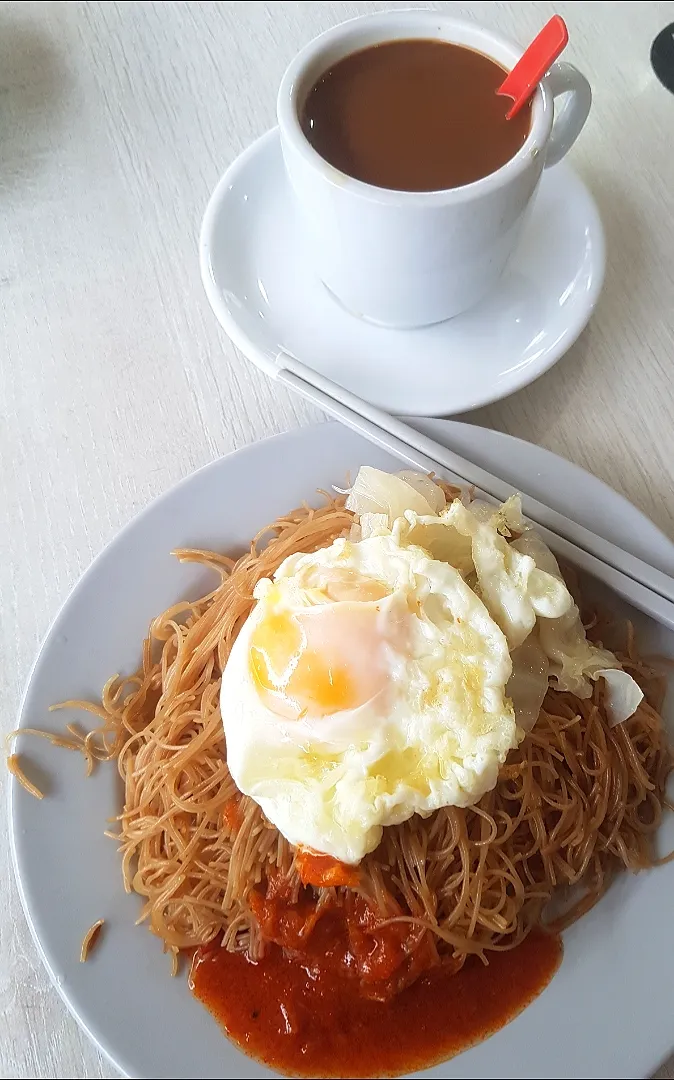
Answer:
543, 61, 592, 168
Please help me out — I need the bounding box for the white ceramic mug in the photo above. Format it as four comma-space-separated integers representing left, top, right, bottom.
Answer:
277, 11, 591, 329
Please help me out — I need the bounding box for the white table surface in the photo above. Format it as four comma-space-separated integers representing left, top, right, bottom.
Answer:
2, 1, 674, 1077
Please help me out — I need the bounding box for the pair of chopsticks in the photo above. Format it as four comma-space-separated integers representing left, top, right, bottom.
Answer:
272, 352, 674, 632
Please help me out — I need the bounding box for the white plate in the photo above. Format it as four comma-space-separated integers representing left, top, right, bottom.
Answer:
200, 130, 606, 416
10, 420, 674, 1080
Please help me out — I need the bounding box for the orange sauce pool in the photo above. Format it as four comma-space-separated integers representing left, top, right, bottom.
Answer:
190, 904, 562, 1079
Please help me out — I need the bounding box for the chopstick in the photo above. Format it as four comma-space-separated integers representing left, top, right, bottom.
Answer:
273, 352, 674, 632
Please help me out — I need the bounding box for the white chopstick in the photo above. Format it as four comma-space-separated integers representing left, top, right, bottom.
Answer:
273, 352, 674, 632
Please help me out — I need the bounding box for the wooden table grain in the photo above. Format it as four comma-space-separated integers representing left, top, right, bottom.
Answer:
2, 2, 674, 1077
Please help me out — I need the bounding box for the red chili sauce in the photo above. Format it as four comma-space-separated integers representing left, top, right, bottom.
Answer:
190, 879, 562, 1078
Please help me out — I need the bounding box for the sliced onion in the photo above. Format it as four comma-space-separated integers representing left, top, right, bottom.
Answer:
345, 466, 444, 523
595, 669, 644, 726
396, 471, 446, 514
506, 631, 549, 733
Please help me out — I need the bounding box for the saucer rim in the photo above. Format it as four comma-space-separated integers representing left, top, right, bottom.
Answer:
200, 127, 606, 417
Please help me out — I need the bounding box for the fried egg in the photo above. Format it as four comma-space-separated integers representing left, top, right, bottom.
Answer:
221, 532, 517, 865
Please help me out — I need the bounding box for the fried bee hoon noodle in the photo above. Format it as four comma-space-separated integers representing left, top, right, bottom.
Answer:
80, 919, 105, 962
45, 496, 674, 980
7, 754, 44, 800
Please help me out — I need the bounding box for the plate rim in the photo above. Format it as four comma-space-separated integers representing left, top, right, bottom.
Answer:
10, 419, 674, 1080
199, 127, 607, 417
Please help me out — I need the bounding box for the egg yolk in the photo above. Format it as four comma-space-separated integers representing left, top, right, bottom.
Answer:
249, 601, 396, 720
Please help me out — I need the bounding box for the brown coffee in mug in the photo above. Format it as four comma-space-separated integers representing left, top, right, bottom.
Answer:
300, 39, 532, 192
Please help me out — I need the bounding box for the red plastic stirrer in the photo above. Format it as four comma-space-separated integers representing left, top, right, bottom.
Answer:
497, 15, 569, 119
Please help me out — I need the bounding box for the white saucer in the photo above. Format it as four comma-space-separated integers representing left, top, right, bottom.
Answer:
200, 129, 605, 417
